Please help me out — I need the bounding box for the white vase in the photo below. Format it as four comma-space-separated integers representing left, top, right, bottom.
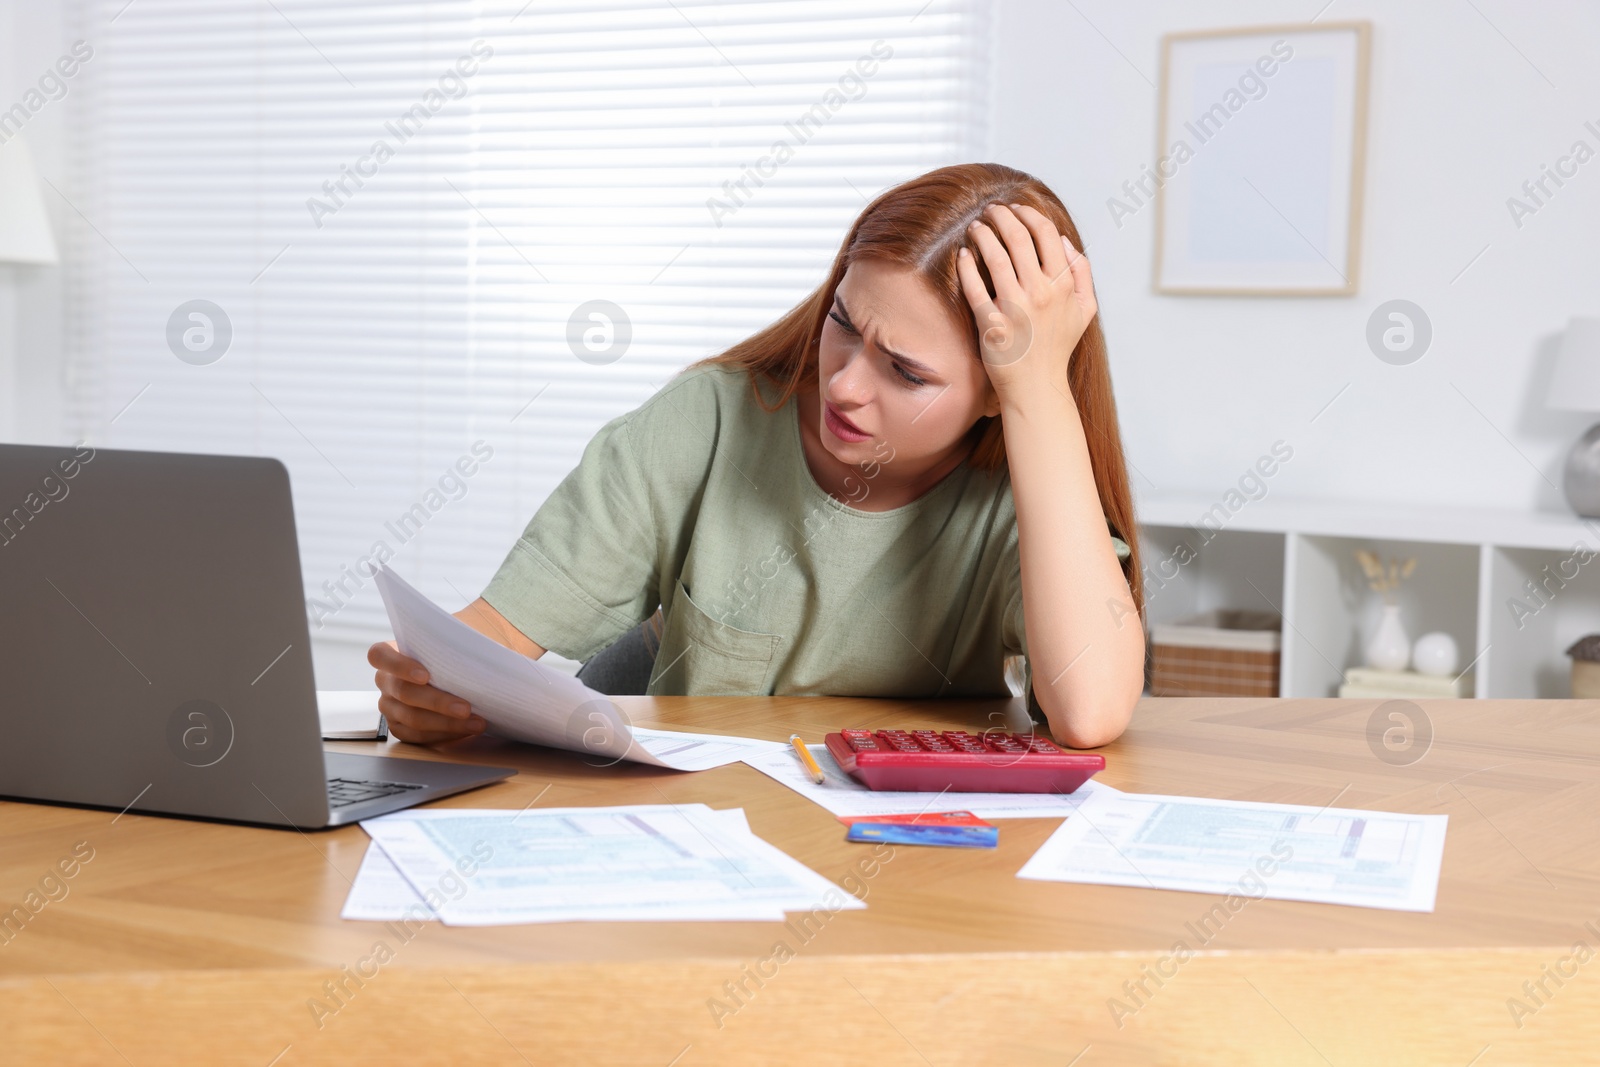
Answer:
1366, 603, 1411, 671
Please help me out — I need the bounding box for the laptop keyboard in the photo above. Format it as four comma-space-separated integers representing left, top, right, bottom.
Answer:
326, 776, 425, 809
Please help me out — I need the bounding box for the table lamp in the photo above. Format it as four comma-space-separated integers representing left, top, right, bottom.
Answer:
1549, 317, 1600, 516
0, 137, 60, 265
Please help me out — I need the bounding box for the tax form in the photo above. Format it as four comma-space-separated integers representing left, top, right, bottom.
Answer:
350, 805, 865, 925
342, 807, 763, 921
374, 565, 783, 770
1018, 790, 1449, 912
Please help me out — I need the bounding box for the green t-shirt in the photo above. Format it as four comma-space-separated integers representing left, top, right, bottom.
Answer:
482, 363, 1131, 718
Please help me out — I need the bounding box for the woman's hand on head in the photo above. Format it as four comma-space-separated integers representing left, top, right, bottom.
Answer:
955, 202, 1097, 403
368, 639, 488, 744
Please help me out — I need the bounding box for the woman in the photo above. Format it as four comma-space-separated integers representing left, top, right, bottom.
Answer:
369, 163, 1146, 749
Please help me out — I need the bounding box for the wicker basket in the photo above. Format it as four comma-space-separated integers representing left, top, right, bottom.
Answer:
1150, 609, 1281, 698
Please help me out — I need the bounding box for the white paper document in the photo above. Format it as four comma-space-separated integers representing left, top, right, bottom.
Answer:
374, 566, 778, 770
629, 727, 787, 770
1017, 790, 1449, 912
341, 807, 761, 922
344, 805, 863, 925
341, 840, 440, 921
741, 743, 1116, 819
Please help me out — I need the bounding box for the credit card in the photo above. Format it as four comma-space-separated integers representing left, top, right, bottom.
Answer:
836, 810, 992, 828
841, 811, 999, 848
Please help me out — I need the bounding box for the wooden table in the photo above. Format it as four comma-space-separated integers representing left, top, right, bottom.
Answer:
3, 696, 1598, 1065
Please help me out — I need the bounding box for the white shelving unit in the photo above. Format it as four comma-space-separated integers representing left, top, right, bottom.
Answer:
1136, 494, 1600, 698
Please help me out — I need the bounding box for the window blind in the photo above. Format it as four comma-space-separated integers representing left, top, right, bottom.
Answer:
64, 0, 993, 643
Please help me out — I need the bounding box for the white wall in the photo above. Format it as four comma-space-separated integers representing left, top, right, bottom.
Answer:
11, 3, 1600, 494
9, 0, 1600, 683
0, 0, 70, 445
993, 0, 1600, 514
15, 1, 1600, 508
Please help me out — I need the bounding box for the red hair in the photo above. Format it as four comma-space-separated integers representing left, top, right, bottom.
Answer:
690, 162, 1142, 613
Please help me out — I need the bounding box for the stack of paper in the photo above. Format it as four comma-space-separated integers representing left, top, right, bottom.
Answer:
342, 805, 863, 924
740, 743, 1117, 819
1017, 790, 1449, 912
374, 565, 786, 770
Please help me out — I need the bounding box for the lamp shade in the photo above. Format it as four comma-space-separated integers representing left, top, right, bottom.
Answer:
1548, 318, 1600, 412
0, 137, 59, 265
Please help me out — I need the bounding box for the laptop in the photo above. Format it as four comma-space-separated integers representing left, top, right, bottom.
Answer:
0, 443, 514, 829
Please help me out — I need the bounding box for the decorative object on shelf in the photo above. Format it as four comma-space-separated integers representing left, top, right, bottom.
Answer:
1411, 632, 1460, 677
1338, 666, 1470, 699
1548, 318, 1600, 518
1150, 609, 1281, 698
1356, 551, 1416, 671
1365, 605, 1410, 671
1564, 634, 1600, 698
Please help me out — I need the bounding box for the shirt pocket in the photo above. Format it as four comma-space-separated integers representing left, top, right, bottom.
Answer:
648, 576, 780, 694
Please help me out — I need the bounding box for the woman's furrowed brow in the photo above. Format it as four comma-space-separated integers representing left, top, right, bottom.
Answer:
833, 294, 940, 378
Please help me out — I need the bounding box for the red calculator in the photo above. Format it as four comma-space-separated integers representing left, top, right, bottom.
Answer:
823, 729, 1104, 794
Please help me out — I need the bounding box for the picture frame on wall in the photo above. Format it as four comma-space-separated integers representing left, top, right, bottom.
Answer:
1152, 22, 1372, 297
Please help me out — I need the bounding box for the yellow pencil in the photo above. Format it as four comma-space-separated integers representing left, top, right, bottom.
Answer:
788, 733, 827, 784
